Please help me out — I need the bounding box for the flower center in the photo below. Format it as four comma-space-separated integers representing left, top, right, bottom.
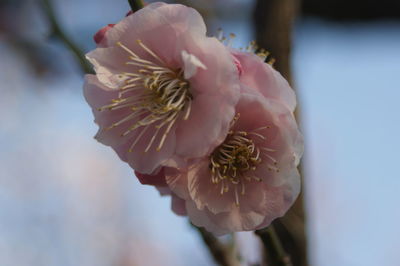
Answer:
99, 41, 192, 153
209, 116, 279, 206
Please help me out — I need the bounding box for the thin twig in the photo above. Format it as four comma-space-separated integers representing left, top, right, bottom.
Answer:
41, 0, 93, 74
255, 226, 292, 266
193, 225, 238, 266
128, 0, 144, 12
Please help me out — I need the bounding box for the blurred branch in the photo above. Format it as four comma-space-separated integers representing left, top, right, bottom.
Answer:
128, 0, 144, 12
255, 226, 292, 266
193, 225, 239, 266
253, 0, 299, 84
253, 0, 308, 265
41, 0, 93, 74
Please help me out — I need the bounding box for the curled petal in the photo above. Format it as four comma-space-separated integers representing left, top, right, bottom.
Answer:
181, 50, 207, 79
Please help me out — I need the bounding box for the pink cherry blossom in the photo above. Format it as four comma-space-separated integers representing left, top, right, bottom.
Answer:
149, 91, 303, 235
84, 2, 240, 174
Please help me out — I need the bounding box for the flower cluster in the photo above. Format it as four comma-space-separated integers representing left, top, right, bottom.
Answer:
84, 2, 303, 235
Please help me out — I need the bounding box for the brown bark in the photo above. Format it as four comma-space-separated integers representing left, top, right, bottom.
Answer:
195, 226, 239, 266
253, 0, 298, 84
253, 1, 308, 266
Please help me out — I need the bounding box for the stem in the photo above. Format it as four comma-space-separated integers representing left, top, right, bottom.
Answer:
41, 0, 93, 74
255, 226, 292, 266
193, 225, 238, 266
128, 0, 144, 12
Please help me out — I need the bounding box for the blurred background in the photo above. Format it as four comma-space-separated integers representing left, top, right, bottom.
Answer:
0, 0, 399, 265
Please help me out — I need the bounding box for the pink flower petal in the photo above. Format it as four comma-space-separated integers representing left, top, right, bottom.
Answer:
86, 47, 132, 89
171, 35, 240, 159
231, 50, 297, 112
187, 159, 236, 213
171, 194, 187, 216
186, 181, 293, 234
174, 93, 236, 159
84, 75, 137, 147
156, 186, 171, 196
94, 24, 115, 47
135, 168, 167, 186
165, 167, 190, 200
102, 2, 206, 67
113, 123, 177, 174
181, 50, 207, 79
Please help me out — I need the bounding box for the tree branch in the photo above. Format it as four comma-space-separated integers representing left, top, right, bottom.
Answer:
193, 225, 239, 266
128, 0, 144, 12
253, 0, 308, 265
255, 226, 292, 266
41, 0, 93, 74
